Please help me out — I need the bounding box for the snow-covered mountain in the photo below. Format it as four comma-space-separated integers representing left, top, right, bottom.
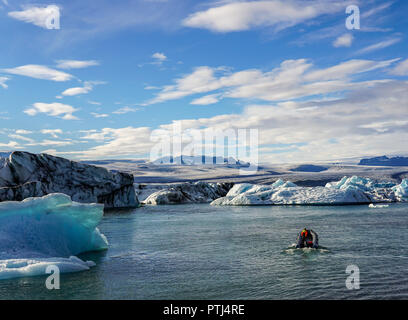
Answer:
359, 156, 408, 166
151, 155, 250, 167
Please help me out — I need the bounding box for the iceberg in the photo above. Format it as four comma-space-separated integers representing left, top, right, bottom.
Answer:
0, 193, 108, 280
211, 176, 399, 206
142, 182, 233, 205
368, 203, 389, 208
0, 151, 138, 209
392, 179, 408, 201
325, 176, 395, 192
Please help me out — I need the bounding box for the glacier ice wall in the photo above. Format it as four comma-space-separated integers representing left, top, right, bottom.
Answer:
0, 193, 108, 280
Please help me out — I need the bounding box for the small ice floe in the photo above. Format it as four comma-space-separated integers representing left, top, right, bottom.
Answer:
0, 256, 96, 280
283, 244, 330, 255
369, 203, 389, 208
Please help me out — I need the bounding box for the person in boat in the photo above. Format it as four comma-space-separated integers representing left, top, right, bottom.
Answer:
296, 228, 319, 248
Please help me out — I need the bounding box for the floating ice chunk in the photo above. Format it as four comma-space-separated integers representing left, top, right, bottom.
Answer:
211, 179, 372, 206
0, 193, 108, 280
209, 175, 408, 206
0, 256, 95, 280
392, 179, 408, 201
212, 187, 371, 206
368, 203, 389, 208
142, 182, 233, 205
326, 176, 395, 192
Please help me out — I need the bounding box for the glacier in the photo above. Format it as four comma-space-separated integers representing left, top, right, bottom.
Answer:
0, 193, 108, 280
211, 177, 406, 206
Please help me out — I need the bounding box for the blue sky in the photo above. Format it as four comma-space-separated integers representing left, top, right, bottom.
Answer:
0, 0, 408, 163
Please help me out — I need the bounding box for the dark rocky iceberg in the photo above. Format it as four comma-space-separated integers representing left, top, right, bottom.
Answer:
0, 151, 138, 209
142, 181, 234, 205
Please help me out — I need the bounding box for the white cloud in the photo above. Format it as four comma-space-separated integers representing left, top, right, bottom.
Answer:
2, 65, 73, 81
56, 60, 99, 69
359, 120, 408, 133
303, 59, 399, 82
361, 2, 393, 19
182, 0, 347, 33
333, 33, 353, 48
15, 129, 33, 135
8, 5, 60, 29
146, 66, 219, 104
152, 52, 167, 61
112, 106, 139, 114
35, 0, 189, 47
190, 94, 220, 105
76, 127, 153, 159
146, 58, 398, 105
0, 141, 19, 149
61, 81, 105, 96
41, 149, 57, 155
356, 38, 401, 55
144, 85, 160, 90
390, 59, 408, 76
62, 85, 92, 96
26, 140, 73, 147
8, 134, 35, 143
24, 102, 79, 120
91, 112, 109, 118
41, 129, 63, 138
0, 76, 10, 89
88, 100, 102, 105
80, 128, 114, 142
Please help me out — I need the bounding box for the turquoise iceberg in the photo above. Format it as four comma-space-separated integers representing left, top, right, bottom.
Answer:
0, 193, 108, 280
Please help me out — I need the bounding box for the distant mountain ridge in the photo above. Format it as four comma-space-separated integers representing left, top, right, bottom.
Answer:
151, 155, 250, 167
82, 159, 146, 165
0, 152, 11, 159
359, 156, 408, 166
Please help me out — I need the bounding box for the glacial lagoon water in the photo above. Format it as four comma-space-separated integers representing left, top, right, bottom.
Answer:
0, 203, 407, 299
